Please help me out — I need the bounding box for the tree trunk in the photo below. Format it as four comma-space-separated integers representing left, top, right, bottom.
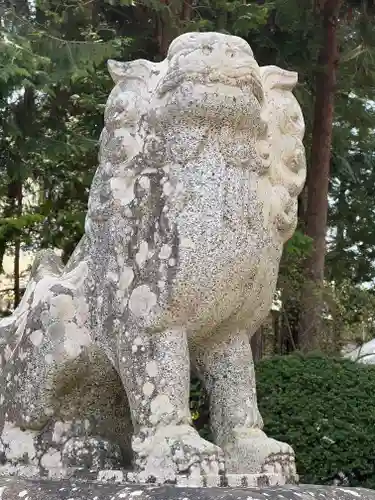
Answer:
251, 327, 264, 362
13, 180, 22, 309
273, 310, 281, 354
298, 0, 341, 351
0, 180, 18, 273
281, 298, 299, 354
10, 83, 33, 308
155, 0, 192, 57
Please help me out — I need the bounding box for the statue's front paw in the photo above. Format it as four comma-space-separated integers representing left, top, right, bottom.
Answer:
132, 424, 224, 485
223, 429, 297, 484
261, 440, 296, 482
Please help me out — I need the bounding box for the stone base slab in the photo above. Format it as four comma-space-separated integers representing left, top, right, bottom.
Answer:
0, 465, 298, 489
98, 469, 298, 488
0, 477, 374, 499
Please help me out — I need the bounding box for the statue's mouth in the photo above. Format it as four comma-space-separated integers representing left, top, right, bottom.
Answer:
156, 67, 264, 106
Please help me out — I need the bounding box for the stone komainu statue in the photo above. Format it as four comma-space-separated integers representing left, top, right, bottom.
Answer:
0, 32, 306, 487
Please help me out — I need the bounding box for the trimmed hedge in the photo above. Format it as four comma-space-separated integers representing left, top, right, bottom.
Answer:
257, 353, 375, 488
191, 353, 375, 488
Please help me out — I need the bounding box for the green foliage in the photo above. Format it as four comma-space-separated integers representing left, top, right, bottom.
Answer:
190, 376, 213, 442
277, 232, 312, 342
191, 354, 375, 488
257, 354, 375, 487
328, 150, 375, 285
226, 3, 270, 35
0, 0, 130, 272
280, 230, 313, 288
325, 281, 375, 346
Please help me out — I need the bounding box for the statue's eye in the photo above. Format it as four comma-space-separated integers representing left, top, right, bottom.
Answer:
225, 50, 235, 58
291, 112, 299, 122
201, 45, 212, 55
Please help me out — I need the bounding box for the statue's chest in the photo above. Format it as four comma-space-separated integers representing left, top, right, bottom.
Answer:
161, 158, 275, 293
166, 158, 270, 248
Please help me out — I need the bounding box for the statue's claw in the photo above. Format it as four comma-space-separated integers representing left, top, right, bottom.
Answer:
133, 424, 224, 485
262, 449, 297, 483
222, 429, 298, 484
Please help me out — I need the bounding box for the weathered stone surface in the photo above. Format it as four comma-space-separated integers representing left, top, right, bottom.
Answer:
0, 32, 306, 486
0, 478, 372, 500
344, 339, 375, 363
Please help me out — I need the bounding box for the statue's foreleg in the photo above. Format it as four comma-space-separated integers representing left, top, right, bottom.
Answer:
116, 325, 223, 484
192, 330, 297, 484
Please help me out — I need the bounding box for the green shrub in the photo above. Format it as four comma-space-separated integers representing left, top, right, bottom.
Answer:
191, 353, 375, 488
257, 353, 375, 488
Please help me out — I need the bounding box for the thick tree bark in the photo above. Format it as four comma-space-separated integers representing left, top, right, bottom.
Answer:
298, 0, 342, 351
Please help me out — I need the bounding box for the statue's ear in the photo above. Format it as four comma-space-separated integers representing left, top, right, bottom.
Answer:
260, 65, 298, 91
108, 59, 161, 86
107, 60, 129, 84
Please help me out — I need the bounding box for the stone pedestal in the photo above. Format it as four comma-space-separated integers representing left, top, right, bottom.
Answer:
0, 478, 373, 500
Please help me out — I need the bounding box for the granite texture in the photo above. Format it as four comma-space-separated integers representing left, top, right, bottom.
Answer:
0, 478, 372, 500
0, 32, 306, 486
